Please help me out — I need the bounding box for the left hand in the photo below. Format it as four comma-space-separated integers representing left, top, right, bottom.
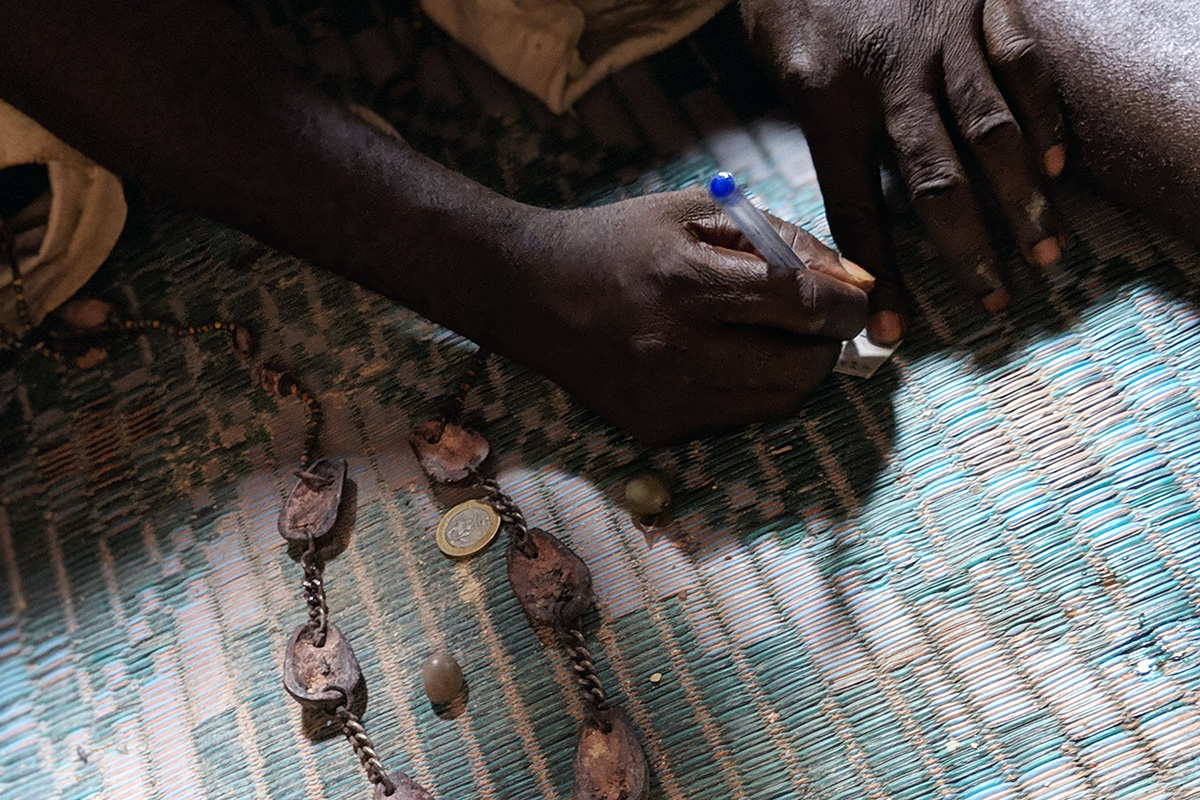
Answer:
741, 0, 1066, 343
475, 187, 874, 443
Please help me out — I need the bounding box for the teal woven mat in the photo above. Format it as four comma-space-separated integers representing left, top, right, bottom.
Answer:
4, 5, 1200, 799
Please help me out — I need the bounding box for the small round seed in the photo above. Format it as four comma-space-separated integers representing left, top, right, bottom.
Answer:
422, 651, 463, 704
625, 472, 672, 516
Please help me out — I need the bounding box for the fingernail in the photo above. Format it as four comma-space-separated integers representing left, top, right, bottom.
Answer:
1032, 237, 1061, 266
868, 311, 905, 345
838, 256, 876, 290
982, 288, 1011, 314
1044, 145, 1066, 178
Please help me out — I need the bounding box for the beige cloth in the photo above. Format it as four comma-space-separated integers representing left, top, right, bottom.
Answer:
419, 0, 731, 113
0, 99, 127, 333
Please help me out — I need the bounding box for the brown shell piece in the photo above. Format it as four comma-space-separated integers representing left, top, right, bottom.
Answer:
282, 622, 361, 711
374, 772, 437, 800
278, 458, 347, 543
54, 297, 119, 331
258, 360, 298, 397
409, 417, 489, 482
74, 346, 109, 369
507, 528, 593, 628
572, 706, 649, 800
230, 324, 256, 359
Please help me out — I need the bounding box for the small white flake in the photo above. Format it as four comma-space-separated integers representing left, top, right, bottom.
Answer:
834, 329, 900, 378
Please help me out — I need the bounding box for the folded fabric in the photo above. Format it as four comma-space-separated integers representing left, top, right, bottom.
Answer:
419, 0, 730, 113
0, 98, 127, 333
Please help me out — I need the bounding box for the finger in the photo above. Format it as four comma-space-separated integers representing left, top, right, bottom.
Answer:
682, 189, 875, 291
983, 0, 1067, 177
884, 87, 1010, 313
765, 213, 875, 291
795, 85, 908, 343
689, 326, 844, 391
944, 45, 1061, 267
636, 340, 841, 442
690, 242, 869, 340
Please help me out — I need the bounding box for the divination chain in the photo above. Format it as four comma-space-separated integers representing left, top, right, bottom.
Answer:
1, 221, 649, 799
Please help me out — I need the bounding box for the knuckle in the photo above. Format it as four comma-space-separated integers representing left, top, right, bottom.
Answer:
962, 108, 1019, 147
673, 186, 719, 222
795, 274, 833, 330
886, 105, 967, 201
783, 51, 823, 86
992, 34, 1039, 66
799, 273, 821, 316
905, 158, 965, 202
857, 26, 903, 77
825, 198, 881, 236
629, 330, 662, 358
650, 254, 699, 295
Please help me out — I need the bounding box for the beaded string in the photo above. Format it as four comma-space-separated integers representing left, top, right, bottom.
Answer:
1, 221, 257, 367
257, 362, 324, 466
7, 213, 635, 792
1, 221, 399, 795
441, 347, 489, 423
2, 222, 61, 362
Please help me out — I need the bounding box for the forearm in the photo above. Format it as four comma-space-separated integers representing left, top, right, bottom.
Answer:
0, 0, 533, 341
1021, 0, 1200, 238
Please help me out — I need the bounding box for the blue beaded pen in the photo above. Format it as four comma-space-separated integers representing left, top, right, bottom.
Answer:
708, 171, 807, 275
709, 170, 900, 378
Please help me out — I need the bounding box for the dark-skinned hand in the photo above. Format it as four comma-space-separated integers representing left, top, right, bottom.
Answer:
482, 187, 874, 443
0, 0, 874, 444
741, 0, 1066, 344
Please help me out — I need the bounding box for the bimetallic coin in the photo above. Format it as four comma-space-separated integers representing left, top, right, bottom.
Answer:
436, 499, 501, 557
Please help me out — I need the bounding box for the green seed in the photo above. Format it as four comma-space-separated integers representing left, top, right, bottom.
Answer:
422, 651, 463, 704
625, 472, 672, 516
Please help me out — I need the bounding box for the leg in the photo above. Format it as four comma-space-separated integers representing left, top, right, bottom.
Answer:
1022, 0, 1200, 238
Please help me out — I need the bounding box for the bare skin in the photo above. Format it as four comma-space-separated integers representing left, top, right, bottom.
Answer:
2, 1, 1198, 441
742, 0, 1067, 344
1021, 0, 1200, 238
0, 0, 871, 443
742, 0, 1200, 344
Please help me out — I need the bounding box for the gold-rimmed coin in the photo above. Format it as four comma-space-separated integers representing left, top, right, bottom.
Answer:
436, 499, 501, 557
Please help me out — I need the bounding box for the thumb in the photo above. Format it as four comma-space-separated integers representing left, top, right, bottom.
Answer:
697, 242, 870, 340
789, 267, 871, 340
766, 213, 877, 292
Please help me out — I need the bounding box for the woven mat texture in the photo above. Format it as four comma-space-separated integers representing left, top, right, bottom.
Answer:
4, 4, 1200, 799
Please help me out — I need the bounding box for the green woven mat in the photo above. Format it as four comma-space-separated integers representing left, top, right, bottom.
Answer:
5, 5, 1200, 799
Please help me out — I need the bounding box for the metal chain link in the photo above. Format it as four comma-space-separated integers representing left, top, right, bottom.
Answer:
475, 475, 537, 558
300, 535, 329, 647
283, 365, 395, 797
3, 212, 400, 797
481, 470, 615, 732
0, 222, 58, 360
338, 706, 396, 796
558, 625, 611, 727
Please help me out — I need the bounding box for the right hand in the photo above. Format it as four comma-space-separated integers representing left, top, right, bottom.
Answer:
741, 0, 1067, 344
483, 187, 873, 443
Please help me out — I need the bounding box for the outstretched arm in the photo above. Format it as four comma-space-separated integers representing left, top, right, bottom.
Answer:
0, 0, 531, 340
0, 0, 873, 442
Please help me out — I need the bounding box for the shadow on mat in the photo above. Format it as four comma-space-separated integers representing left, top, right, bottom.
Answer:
5, 2, 1200, 551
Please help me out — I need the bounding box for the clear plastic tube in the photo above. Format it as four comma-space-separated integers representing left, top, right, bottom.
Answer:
709, 171, 808, 274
